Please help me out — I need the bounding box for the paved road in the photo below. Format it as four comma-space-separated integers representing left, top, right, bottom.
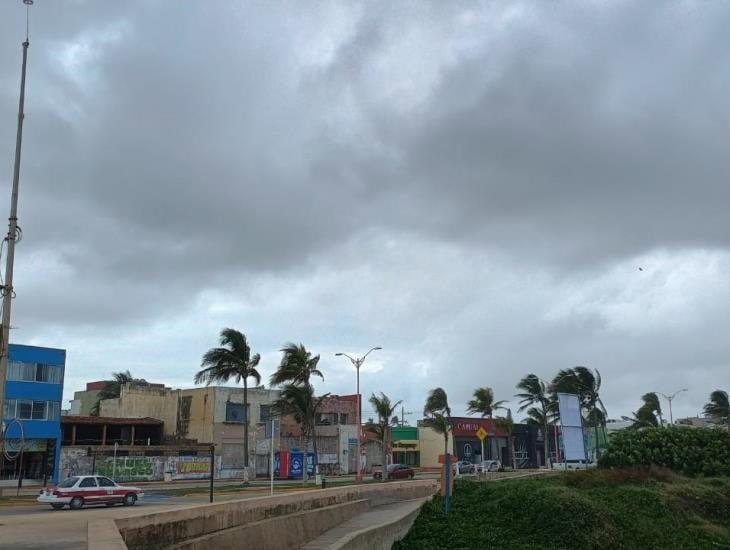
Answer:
0, 490, 270, 549
0, 473, 443, 549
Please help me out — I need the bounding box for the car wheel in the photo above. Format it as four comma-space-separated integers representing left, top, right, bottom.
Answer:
123, 493, 137, 506
69, 497, 84, 510
50, 503, 65, 510
409, 473, 415, 479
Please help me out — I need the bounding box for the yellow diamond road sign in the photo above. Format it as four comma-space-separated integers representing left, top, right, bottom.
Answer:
476, 427, 488, 441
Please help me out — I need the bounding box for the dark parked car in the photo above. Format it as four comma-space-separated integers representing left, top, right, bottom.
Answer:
373, 464, 415, 480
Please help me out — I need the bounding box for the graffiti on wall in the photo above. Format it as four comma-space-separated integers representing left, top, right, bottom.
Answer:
169, 456, 212, 480
96, 457, 163, 482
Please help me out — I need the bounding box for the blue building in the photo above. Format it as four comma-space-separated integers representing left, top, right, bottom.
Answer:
2, 344, 65, 484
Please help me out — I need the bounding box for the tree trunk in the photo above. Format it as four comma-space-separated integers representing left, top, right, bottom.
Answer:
382, 428, 388, 481
243, 378, 249, 467
543, 420, 549, 468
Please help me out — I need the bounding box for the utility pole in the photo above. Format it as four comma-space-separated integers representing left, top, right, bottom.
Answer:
0, 1, 33, 436
400, 406, 414, 427
335, 347, 382, 483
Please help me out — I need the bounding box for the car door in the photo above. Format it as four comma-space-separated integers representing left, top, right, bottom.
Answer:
78, 476, 102, 502
97, 476, 120, 502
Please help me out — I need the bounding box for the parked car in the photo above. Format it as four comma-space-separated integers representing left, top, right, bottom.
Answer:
37, 475, 144, 510
456, 460, 476, 474
477, 460, 502, 473
373, 464, 415, 480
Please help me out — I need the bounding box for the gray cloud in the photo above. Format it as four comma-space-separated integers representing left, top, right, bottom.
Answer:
0, 1, 727, 419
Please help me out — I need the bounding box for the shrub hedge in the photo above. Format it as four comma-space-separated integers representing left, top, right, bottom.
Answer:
598, 427, 730, 477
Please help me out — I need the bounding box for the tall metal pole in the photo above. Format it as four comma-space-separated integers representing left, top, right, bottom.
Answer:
356, 362, 361, 482
658, 389, 687, 426
1, 32, 31, 435
270, 416, 276, 495
335, 347, 381, 483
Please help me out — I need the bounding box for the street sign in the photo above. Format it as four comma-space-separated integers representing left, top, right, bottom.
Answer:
476, 427, 488, 441
438, 454, 458, 464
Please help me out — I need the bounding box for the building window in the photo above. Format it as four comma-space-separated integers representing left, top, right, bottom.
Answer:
339, 413, 348, 425
2, 399, 59, 421
315, 413, 338, 425
8, 361, 62, 384
47, 401, 60, 421
16, 400, 33, 419
225, 402, 247, 423
260, 404, 271, 423
3, 399, 15, 419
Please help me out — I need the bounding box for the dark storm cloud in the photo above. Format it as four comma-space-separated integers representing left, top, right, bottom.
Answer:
0, 1, 727, 417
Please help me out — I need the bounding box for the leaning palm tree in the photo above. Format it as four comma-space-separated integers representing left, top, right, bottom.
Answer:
273, 383, 329, 476
270, 343, 325, 475
641, 392, 663, 426
194, 328, 261, 467
424, 413, 452, 457
703, 390, 729, 424
632, 406, 659, 428
467, 387, 506, 419
269, 343, 323, 386
424, 387, 451, 417
91, 370, 136, 416
515, 374, 551, 467
367, 392, 402, 479
423, 388, 452, 457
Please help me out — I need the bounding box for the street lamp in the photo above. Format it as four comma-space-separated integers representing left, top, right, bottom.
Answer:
335, 347, 381, 483
657, 389, 688, 426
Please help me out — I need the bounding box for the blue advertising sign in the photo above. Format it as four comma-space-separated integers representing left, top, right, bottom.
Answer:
290, 452, 304, 479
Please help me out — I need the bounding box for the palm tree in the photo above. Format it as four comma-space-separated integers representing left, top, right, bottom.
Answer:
515, 374, 551, 467
424, 413, 452, 457
194, 328, 261, 467
423, 388, 452, 456
703, 390, 729, 424
366, 392, 402, 479
91, 370, 136, 416
270, 343, 325, 475
269, 343, 323, 386
273, 383, 329, 475
642, 392, 663, 426
424, 387, 451, 417
466, 387, 506, 419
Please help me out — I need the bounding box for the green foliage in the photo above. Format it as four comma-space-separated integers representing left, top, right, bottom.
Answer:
599, 427, 730, 477
395, 473, 730, 549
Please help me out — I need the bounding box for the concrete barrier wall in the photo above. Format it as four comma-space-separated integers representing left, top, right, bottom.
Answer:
170, 499, 370, 550
111, 480, 436, 549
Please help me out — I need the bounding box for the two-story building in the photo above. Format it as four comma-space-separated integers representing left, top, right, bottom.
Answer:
2, 344, 66, 484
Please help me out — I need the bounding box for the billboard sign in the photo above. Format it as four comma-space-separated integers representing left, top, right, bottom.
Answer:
557, 393, 587, 461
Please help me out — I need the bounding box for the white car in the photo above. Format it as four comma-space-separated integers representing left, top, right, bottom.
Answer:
477, 460, 501, 473
38, 475, 144, 510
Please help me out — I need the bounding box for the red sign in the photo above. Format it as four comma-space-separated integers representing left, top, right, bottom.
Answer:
438, 454, 458, 464
450, 417, 506, 437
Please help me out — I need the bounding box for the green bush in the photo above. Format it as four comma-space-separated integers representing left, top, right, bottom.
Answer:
598, 427, 730, 477
394, 473, 730, 549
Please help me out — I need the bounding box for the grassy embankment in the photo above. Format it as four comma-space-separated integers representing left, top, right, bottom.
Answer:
395, 469, 730, 549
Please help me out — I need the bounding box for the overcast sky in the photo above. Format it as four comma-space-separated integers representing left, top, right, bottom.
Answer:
0, 1, 727, 422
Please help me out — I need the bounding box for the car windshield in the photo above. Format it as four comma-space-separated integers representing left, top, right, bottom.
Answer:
58, 477, 79, 488
387, 464, 402, 472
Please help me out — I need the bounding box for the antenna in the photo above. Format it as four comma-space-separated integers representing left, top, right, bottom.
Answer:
0, 0, 34, 436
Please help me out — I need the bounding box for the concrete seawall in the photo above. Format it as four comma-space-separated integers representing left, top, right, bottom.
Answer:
88, 480, 436, 550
